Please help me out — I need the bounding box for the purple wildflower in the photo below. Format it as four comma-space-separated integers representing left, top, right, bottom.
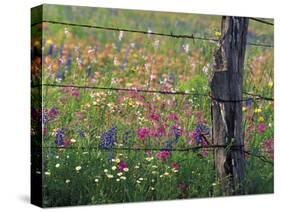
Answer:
100, 126, 118, 149
47, 44, 54, 56
55, 128, 64, 146
48, 107, 59, 119
117, 160, 128, 171
246, 98, 252, 107
189, 123, 209, 145
55, 68, 65, 81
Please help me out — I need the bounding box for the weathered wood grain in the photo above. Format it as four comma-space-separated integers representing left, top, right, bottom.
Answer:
211, 16, 249, 195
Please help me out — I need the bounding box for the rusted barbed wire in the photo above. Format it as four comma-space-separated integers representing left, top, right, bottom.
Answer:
31, 83, 274, 102
31, 20, 274, 48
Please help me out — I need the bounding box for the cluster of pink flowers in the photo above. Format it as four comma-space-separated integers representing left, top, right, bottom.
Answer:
137, 124, 167, 140
257, 122, 266, 133
156, 150, 171, 160
137, 127, 150, 140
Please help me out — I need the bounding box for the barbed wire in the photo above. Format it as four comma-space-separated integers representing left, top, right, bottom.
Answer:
40, 144, 241, 151
31, 83, 274, 102
37, 144, 273, 165
249, 17, 274, 26
31, 20, 274, 48
243, 91, 274, 101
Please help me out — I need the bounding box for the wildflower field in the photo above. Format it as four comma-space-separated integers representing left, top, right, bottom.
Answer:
31, 5, 274, 207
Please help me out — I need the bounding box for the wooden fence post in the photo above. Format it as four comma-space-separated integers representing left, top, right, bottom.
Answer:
211, 16, 249, 195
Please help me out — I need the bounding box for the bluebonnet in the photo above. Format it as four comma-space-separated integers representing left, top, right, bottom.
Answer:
246, 97, 252, 107
192, 123, 210, 145
55, 128, 64, 146
55, 68, 65, 81
66, 53, 72, 67
172, 125, 181, 143
99, 126, 118, 149
164, 125, 182, 150
48, 44, 54, 56
168, 73, 175, 84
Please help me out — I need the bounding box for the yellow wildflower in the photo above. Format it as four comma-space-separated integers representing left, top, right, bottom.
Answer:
254, 108, 262, 113
46, 39, 53, 45
215, 31, 221, 37
268, 81, 273, 88
258, 116, 264, 122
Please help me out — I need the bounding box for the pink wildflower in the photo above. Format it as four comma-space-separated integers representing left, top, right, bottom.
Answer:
156, 150, 171, 160
137, 127, 150, 140
166, 112, 179, 121
149, 112, 160, 121
257, 122, 266, 133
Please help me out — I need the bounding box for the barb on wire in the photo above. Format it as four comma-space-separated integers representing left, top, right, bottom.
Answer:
249, 17, 274, 26
31, 20, 273, 48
